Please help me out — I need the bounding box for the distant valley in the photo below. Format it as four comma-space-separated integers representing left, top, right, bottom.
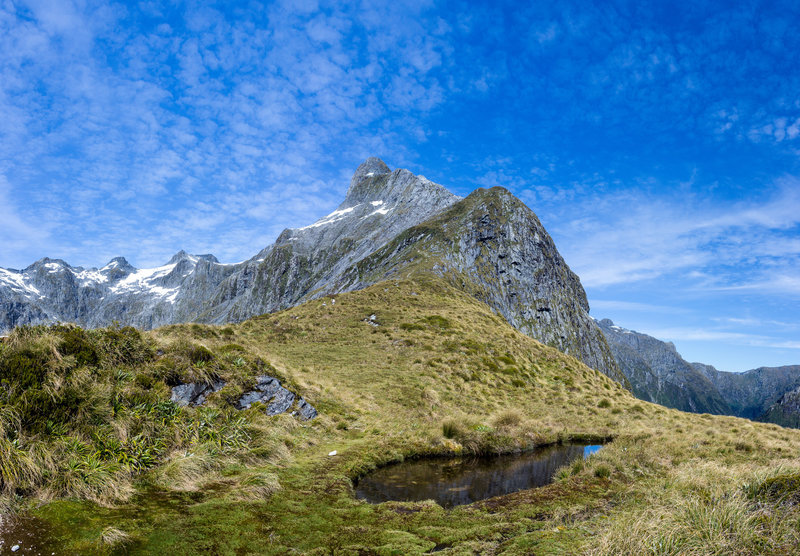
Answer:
598, 318, 800, 426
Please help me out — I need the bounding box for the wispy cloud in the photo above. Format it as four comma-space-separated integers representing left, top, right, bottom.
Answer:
0, 0, 456, 268
646, 327, 800, 351
532, 177, 800, 295
590, 300, 690, 315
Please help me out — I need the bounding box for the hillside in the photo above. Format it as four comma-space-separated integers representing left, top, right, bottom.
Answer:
3, 277, 800, 554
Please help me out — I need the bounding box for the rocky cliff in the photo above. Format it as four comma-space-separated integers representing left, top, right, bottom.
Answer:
692, 363, 800, 420
598, 319, 800, 424
758, 385, 800, 428
0, 158, 623, 383
597, 319, 729, 414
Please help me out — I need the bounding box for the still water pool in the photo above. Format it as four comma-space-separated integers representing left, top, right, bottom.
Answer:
356, 443, 603, 508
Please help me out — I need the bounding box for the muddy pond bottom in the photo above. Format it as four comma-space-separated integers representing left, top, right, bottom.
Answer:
356, 444, 602, 508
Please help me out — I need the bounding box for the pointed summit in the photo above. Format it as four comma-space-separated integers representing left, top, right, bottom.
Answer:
168, 250, 191, 264
343, 157, 455, 209
349, 157, 391, 190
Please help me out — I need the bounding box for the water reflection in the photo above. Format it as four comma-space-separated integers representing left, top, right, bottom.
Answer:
356, 444, 602, 508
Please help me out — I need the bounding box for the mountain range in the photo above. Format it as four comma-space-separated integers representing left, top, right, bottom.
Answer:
3, 157, 797, 426
0, 158, 624, 384
598, 318, 800, 425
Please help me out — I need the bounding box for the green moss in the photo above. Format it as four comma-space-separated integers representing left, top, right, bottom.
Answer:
747, 473, 800, 503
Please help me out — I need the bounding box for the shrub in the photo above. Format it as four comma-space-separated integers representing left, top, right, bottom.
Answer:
442, 419, 465, 439
0, 347, 49, 392
58, 327, 100, 367
424, 315, 452, 329
598, 399, 612, 408
498, 354, 516, 365
594, 464, 611, 479
96, 326, 154, 366
492, 409, 522, 429
186, 344, 215, 364
746, 472, 800, 503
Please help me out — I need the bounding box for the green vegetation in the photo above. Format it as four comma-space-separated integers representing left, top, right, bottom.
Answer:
2, 277, 800, 554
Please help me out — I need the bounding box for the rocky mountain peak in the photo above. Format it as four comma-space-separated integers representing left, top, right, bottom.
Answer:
26, 257, 70, 272
348, 157, 391, 190
102, 257, 135, 272
343, 157, 456, 209
168, 250, 191, 264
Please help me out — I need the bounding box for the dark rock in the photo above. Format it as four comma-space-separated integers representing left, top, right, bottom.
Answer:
295, 398, 318, 420
171, 379, 226, 406
236, 375, 317, 419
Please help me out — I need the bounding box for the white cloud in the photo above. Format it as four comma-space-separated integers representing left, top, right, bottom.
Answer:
542, 178, 800, 294
589, 300, 689, 314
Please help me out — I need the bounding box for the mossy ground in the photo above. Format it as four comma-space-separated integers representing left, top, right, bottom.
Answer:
3, 277, 800, 554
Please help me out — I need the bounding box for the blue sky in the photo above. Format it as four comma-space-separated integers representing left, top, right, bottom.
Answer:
1, 0, 799, 372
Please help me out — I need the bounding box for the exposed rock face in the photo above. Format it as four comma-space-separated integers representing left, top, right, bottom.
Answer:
235, 375, 317, 420
0, 158, 623, 384
758, 385, 800, 428
692, 363, 800, 420
597, 319, 729, 414
170, 376, 317, 420
171, 380, 226, 407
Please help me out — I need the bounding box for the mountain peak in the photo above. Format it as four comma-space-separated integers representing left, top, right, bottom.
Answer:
168, 250, 191, 264
101, 257, 135, 274
343, 159, 457, 210
349, 157, 391, 190
167, 251, 219, 266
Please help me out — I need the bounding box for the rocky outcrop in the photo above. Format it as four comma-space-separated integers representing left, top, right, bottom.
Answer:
235, 375, 317, 420
597, 319, 729, 414
170, 376, 318, 420
171, 380, 226, 407
0, 158, 623, 384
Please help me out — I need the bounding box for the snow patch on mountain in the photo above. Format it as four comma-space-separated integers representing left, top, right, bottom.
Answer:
109, 263, 180, 302
75, 269, 110, 285
299, 205, 360, 230
0, 268, 41, 297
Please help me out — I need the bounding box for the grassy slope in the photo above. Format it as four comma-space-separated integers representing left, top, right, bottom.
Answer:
4, 276, 800, 554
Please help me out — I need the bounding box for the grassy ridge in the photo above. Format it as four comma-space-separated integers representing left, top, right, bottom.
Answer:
3, 277, 800, 553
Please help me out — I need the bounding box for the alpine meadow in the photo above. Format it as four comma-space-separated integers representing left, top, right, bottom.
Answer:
2, 1, 800, 555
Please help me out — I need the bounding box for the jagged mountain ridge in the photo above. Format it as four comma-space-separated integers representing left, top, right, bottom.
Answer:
598, 318, 800, 425
597, 319, 730, 414
692, 362, 800, 420
0, 158, 623, 382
